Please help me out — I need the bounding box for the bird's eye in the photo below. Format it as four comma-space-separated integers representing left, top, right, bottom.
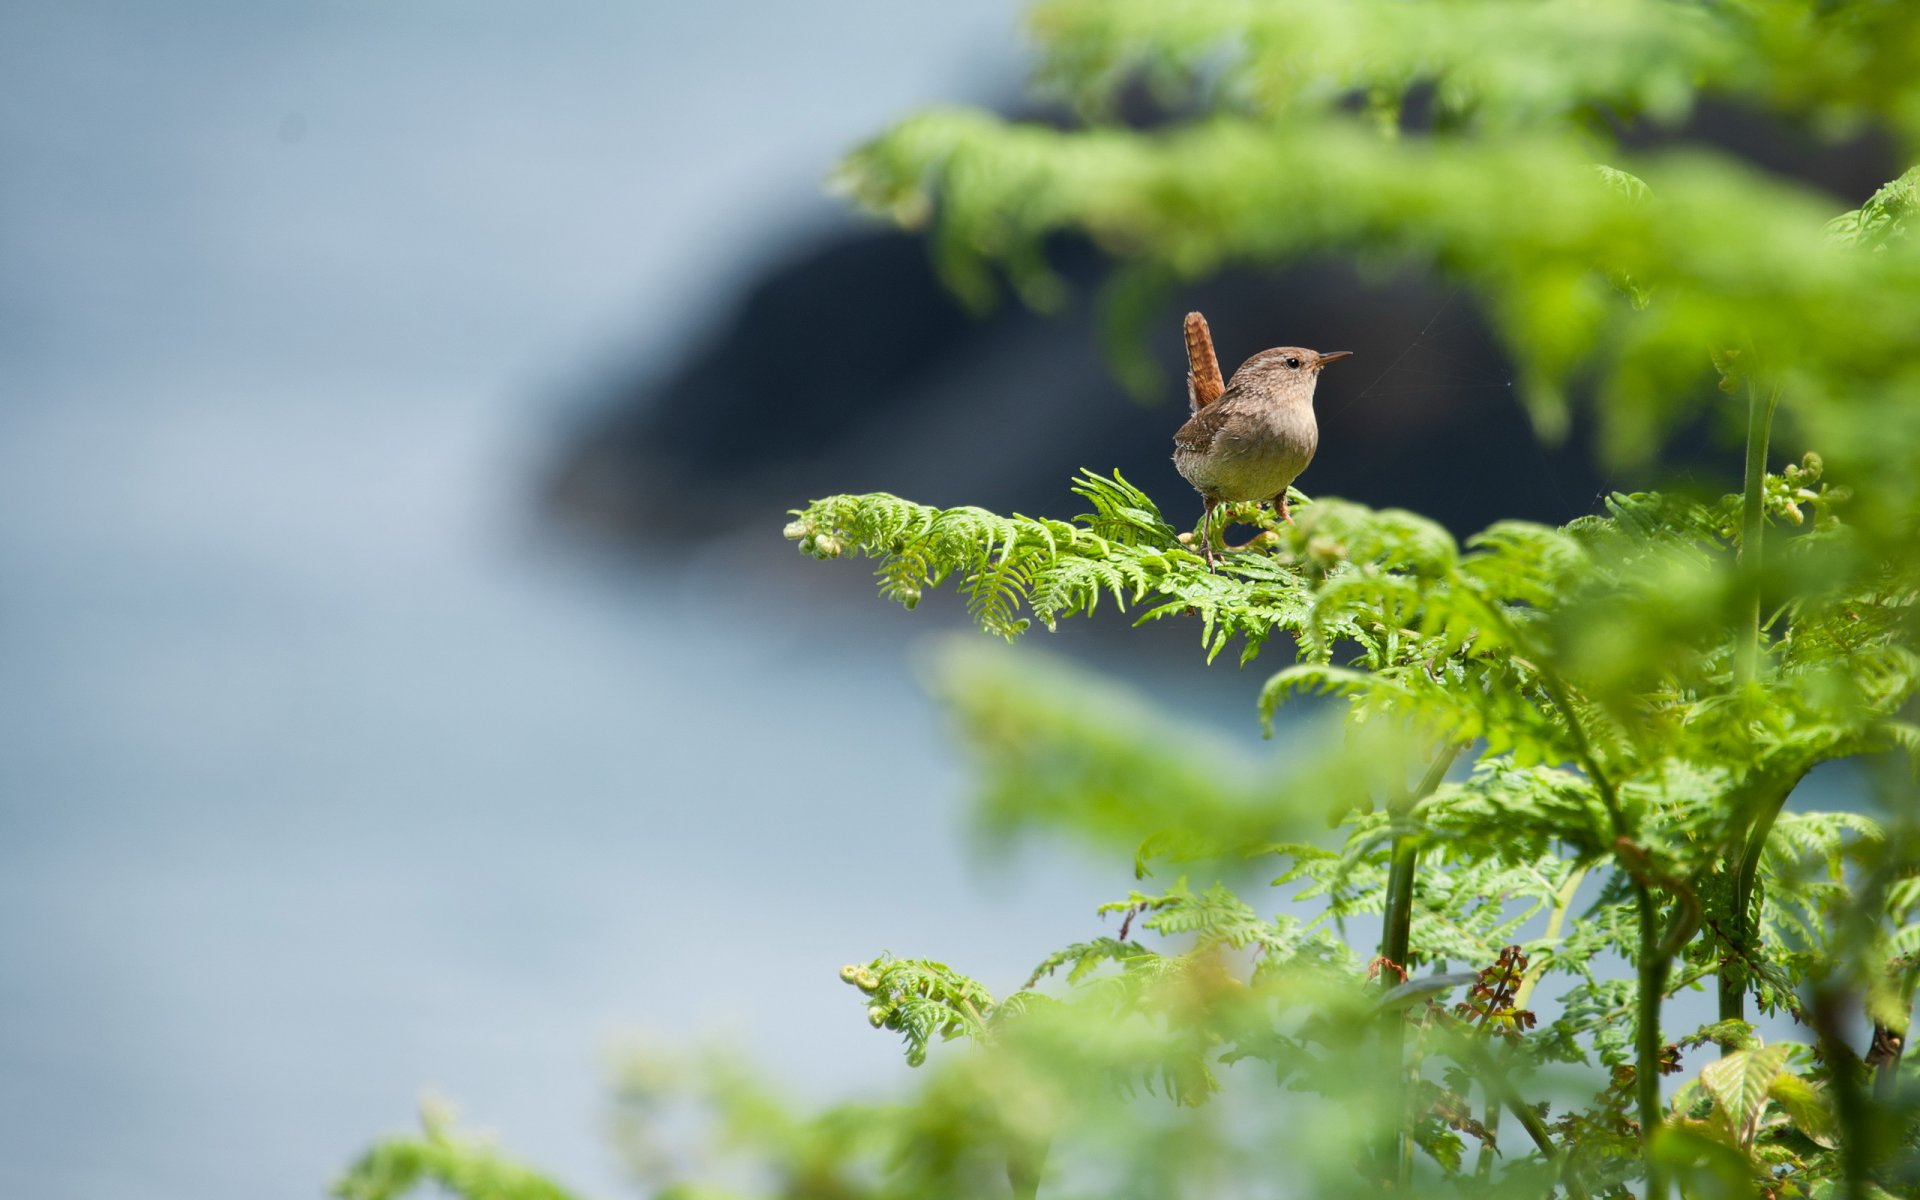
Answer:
1284, 356, 1301, 369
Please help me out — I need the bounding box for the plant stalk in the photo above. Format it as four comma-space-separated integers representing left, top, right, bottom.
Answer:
1810, 986, 1873, 1200
1736, 378, 1780, 686
1379, 741, 1464, 965
1513, 864, 1588, 1017
1007, 1138, 1048, 1200
1504, 1092, 1589, 1200
1722, 374, 1784, 1050
1472, 597, 1627, 839
1473, 578, 1664, 1192
1473, 1097, 1500, 1180
1716, 774, 1800, 1043
1636, 887, 1670, 1200
1467, 864, 1585, 1184
1376, 744, 1463, 1186
1381, 839, 1422, 987
1457, 1038, 1591, 1200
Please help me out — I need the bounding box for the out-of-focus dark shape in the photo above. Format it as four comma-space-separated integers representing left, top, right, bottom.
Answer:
542, 232, 1608, 547
543, 97, 1894, 554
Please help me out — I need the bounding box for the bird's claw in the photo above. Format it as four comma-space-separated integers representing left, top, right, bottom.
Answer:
1178, 530, 1221, 572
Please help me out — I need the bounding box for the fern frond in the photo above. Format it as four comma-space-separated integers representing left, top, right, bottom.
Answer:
335, 1107, 581, 1200
841, 955, 998, 1067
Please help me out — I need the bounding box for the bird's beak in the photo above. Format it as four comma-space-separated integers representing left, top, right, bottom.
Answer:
1314, 351, 1353, 370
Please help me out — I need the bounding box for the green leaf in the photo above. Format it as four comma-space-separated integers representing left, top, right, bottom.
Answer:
1697, 1043, 1790, 1148
1766, 1071, 1838, 1149
1649, 1122, 1760, 1198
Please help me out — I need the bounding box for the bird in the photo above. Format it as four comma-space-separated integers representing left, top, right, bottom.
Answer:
1173, 312, 1350, 568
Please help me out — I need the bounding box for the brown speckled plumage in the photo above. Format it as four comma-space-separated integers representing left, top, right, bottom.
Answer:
1173, 321, 1350, 568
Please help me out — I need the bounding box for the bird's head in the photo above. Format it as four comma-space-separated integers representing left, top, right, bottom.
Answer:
1243, 346, 1352, 376
1231, 346, 1353, 399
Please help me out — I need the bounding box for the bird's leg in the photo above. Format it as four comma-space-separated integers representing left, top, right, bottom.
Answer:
1274, 491, 1293, 524
1177, 500, 1224, 569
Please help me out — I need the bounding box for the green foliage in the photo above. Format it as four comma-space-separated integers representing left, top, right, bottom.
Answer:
929, 639, 1399, 861
839, 3, 1920, 500
786, 470, 1320, 660
341, 2, 1920, 1198
1022, 0, 1920, 141
769, 444, 1920, 1193
335, 1100, 580, 1200
839, 956, 997, 1067
1828, 166, 1920, 251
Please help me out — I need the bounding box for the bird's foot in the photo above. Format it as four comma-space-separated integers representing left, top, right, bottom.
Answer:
1183, 514, 1280, 567
1176, 530, 1218, 571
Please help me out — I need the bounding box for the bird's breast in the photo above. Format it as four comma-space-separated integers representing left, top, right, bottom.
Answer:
1172, 401, 1319, 502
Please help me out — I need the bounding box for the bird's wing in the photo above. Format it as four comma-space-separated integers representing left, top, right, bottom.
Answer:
1184, 312, 1225, 412
1173, 396, 1236, 453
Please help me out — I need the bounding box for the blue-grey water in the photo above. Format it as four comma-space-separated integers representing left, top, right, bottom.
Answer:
0, 5, 1130, 1197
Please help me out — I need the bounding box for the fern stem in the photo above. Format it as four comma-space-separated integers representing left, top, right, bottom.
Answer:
1513, 864, 1587, 1017
1006, 1137, 1048, 1200
1635, 886, 1669, 1200
1541, 669, 1626, 838
1381, 832, 1421, 976
960, 996, 990, 1036
1736, 377, 1781, 687
1458, 1038, 1591, 1200
1471, 595, 1627, 839
1504, 1093, 1588, 1200
1381, 836, 1421, 1189
1376, 744, 1463, 1186
1485, 596, 1672, 1186
1459, 566, 1683, 1194
1484, 863, 1588, 1184
1469, 579, 1672, 1189
1473, 1096, 1499, 1180
1475, 859, 1582, 1187
1380, 748, 1459, 967
1716, 772, 1802, 1045
1809, 985, 1874, 1200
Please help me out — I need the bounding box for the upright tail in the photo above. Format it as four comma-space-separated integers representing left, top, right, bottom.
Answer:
1184, 311, 1225, 412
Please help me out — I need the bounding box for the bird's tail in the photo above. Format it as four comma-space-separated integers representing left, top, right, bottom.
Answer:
1184, 311, 1225, 412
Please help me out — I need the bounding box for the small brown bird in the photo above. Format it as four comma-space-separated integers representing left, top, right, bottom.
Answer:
1173, 312, 1350, 567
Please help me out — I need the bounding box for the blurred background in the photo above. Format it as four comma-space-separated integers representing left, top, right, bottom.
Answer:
0, 4, 1893, 1199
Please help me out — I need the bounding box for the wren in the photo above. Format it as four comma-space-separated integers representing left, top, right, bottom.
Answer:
1173, 312, 1350, 568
